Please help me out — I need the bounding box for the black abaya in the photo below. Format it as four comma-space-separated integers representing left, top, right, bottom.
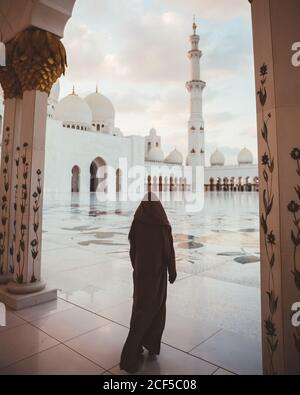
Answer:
120, 193, 177, 373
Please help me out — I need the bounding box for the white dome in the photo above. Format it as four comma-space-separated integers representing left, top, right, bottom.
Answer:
210, 149, 225, 166
49, 80, 60, 102
149, 128, 157, 136
113, 127, 123, 136
165, 149, 183, 165
54, 92, 92, 125
147, 146, 164, 162
85, 92, 115, 122
238, 147, 253, 165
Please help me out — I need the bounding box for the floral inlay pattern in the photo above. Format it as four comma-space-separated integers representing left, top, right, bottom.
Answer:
258, 63, 279, 375
0, 127, 11, 275
15, 143, 29, 284
288, 147, 300, 363
30, 169, 42, 283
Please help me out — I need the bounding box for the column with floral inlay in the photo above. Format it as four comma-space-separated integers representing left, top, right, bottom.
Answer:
250, 0, 300, 375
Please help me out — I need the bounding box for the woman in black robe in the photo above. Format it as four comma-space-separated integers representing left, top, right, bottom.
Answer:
120, 192, 177, 373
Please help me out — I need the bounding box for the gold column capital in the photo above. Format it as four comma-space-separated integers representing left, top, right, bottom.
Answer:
0, 28, 67, 99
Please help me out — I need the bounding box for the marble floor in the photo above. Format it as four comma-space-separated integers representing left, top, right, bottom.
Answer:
0, 192, 262, 375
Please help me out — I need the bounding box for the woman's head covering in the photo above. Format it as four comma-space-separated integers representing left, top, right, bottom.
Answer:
132, 192, 170, 227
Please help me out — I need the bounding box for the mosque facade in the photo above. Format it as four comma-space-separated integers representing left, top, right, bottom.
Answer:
0, 22, 258, 196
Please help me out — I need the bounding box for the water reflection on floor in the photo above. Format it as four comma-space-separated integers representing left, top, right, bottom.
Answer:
41, 191, 262, 375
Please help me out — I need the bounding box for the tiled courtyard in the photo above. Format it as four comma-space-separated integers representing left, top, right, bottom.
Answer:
0, 192, 262, 375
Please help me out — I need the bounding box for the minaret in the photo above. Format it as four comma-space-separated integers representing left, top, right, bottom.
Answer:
186, 18, 206, 167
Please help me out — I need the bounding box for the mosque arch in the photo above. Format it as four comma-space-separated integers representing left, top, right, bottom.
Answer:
238, 176, 243, 192
245, 176, 252, 192
158, 176, 163, 192
71, 165, 80, 193
116, 168, 122, 193
223, 177, 229, 192
90, 157, 107, 193
169, 176, 174, 192
147, 175, 152, 192
229, 177, 235, 191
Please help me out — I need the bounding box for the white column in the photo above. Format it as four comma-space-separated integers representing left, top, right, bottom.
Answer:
0, 25, 69, 308
250, 0, 300, 374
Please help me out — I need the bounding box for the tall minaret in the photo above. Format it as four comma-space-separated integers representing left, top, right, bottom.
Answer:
186, 18, 206, 167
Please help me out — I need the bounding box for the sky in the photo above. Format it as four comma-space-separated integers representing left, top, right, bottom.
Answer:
60, 0, 258, 166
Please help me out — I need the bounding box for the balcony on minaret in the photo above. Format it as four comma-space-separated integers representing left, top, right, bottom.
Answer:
187, 49, 202, 59
186, 80, 206, 92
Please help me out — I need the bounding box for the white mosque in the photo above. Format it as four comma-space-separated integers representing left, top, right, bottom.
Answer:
0, 21, 258, 196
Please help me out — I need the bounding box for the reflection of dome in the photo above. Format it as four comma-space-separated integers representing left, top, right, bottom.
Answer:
149, 128, 157, 136
54, 92, 92, 125
147, 146, 164, 162
85, 92, 115, 122
238, 147, 253, 165
49, 80, 60, 102
210, 149, 225, 166
165, 149, 183, 165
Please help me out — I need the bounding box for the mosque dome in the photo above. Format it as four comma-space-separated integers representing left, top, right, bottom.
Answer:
112, 127, 123, 136
49, 79, 60, 102
165, 149, 183, 165
54, 91, 92, 125
147, 146, 164, 162
85, 91, 115, 122
238, 147, 253, 165
210, 149, 225, 166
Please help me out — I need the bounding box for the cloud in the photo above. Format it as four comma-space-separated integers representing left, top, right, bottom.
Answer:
109, 90, 153, 114
153, 0, 249, 21
63, 1, 253, 89
58, 0, 257, 164
62, 23, 105, 81
206, 111, 237, 127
